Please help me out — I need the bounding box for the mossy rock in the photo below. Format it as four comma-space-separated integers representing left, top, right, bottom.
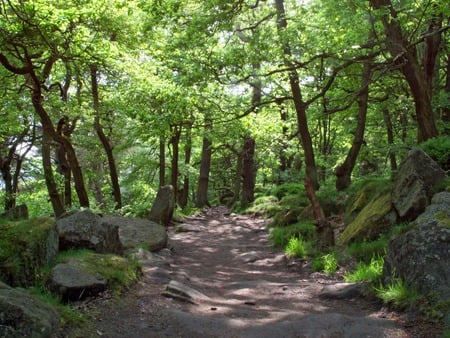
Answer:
0, 217, 58, 287
340, 190, 397, 245
344, 181, 388, 224
56, 250, 141, 295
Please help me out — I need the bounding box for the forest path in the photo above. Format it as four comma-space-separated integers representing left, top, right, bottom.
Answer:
66, 207, 427, 338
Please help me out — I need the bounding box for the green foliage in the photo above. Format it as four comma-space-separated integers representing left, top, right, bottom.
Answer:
375, 278, 421, 310
312, 252, 339, 275
347, 239, 387, 263
284, 236, 307, 258
269, 221, 316, 248
0, 217, 55, 286
419, 136, 450, 169
246, 195, 281, 217
56, 249, 141, 296
271, 183, 304, 200
344, 255, 384, 282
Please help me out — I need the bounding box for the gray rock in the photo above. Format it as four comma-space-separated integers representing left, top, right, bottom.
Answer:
163, 280, 209, 304
319, 282, 368, 300
105, 216, 167, 252
0, 281, 59, 338
149, 185, 175, 227
391, 148, 445, 221
49, 263, 107, 301
56, 209, 123, 254
384, 192, 450, 301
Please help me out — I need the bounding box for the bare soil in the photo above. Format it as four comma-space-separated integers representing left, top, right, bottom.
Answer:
62, 207, 443, 338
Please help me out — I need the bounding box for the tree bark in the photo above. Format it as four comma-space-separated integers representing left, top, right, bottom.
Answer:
159, 136, 166, 187
196, 118, 212, 208
42, 128, 65, 217
335, 61, 371, 190
369, 0, 439, 141
241, 136, 256, 208
382, 109, 397, 172
169, 125, 182, 204
90, 64, 122, 209
178, 124, 192, 209
275, 0, 319, 190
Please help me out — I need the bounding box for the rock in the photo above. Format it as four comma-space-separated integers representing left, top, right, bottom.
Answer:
391, 148, 445, 221
175, 223, 205, 232
105, 216, 167, 252
384, 192, 450, 301
0, 218, 58, 287
319, 282, 368, 300
56, 209, 123, 254
49, 263, 107, 301
0, 281, 59, 337
148, 185, 175, 227
163, 280, 209, 304
340, 190, 397, 244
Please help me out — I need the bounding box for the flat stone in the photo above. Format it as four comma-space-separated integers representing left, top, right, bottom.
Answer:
319, 282, 368, 299
163, 280, 209, 304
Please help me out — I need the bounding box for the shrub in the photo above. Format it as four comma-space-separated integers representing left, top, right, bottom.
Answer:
271, 183, 303, 200
419, 135, 450, 169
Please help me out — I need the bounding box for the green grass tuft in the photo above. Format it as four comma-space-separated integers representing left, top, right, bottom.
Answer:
375, 278, 421, 310
344, 255, 384, 282
284, 237, 307, 258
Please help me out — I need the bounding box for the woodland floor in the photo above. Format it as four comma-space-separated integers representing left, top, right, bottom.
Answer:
62, 207, 443, 338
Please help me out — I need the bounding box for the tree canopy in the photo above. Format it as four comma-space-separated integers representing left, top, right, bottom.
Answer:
0, 0, 449, 217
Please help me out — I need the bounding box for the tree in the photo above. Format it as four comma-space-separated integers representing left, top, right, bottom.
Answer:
369, 0, 445, 141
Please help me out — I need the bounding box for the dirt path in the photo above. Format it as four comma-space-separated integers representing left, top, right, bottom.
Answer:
65, 207, 434, 337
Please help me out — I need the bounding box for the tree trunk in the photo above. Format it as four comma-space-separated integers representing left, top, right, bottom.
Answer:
369, 0, 439, 141
90, 64, 122, 209
42, 128, 65, 217
241, 136, 256, 208
275, 0, 319, 190
382, 109, 397, 172
443, 53, 450, 126
159, 136, 166, 187
31, 86, 90, 208
196, 118, 212, 208
335, 61, 371, 191
169, 125, 182, 204
178, 125, 192, 209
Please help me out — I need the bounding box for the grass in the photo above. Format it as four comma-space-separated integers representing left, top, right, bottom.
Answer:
269, 221, 316, 248
375, 278, 421, 310
28, 286, 87, 329
312, 252, 339, 275
344, 255, 384, 282
284, 237, 307, 258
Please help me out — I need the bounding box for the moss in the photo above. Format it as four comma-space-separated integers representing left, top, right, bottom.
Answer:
435, 211, 450, 228
0, 217, 55, 286
344, 181, 387, 224
56, 250, 141, 295
340, 190, 394, 244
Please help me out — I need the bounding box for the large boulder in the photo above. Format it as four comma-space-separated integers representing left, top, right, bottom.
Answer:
148, 185, 175, 227
384, 191, 450, 301
0, 218, 58, 287
0, 281, 59, 337
391, 148, 445, 221
340, 190, 397, 244
56, 209, 123, 254
104, 216, 167, 252
49, 263, 107, 302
